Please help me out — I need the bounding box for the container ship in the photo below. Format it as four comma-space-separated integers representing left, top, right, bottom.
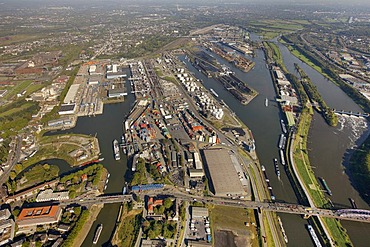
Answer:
274, 158, 280, 179
113, 139, 120, 160
307, 225, 322, 247
277, 216, 288, 244
93, 224, 103, 244
319, 177, 332, 196
280, 119, 287, 134
210, 88, 219, 97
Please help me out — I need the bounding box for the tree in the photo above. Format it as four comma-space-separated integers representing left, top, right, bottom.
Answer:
43, 164, 50, 170
158, 205, 165, 215
163, 198, 173, 209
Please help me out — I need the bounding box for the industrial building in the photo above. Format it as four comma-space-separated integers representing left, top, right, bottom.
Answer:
108, 88, 127, 98
0, 219, 15, 246
17, 205, 62, 228
63, 84, 80, 104
58, 104, 76, 115
202, 149, 245, 197
36, 189, 69, 202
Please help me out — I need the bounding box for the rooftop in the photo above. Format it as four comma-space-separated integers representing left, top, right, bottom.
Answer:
202, 149, 245, 196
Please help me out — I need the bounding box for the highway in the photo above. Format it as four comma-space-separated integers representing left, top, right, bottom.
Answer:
59, 189, 370, 224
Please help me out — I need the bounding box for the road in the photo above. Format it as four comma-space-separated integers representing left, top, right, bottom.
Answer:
59, 188, 370, 224
0, 135, 22, 186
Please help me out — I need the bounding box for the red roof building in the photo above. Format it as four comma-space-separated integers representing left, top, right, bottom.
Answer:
17, 205, 62, 228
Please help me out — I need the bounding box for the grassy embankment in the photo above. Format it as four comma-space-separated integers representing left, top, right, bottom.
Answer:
264, 41, 352, 246
281, 34, 370, 207
294, 64, 338, 127
111, 203, 143, 247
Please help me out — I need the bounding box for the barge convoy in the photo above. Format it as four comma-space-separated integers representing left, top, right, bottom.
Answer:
274, 158, 280, 179
277, 216, 288, 244
307, 224, 322, 247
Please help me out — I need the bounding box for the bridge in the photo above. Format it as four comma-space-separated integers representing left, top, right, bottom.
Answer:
59, 190, 370, 224
333, 109, 369, 118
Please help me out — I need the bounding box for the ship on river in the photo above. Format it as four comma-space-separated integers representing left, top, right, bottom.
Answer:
93, 224, 103, 244
274, 158, 280, 179
307, 225, 322, 247
278, 134, 286, 149
113, 139, 120, 160
319, 177, 332, 196
210, 88, 219, 97
279, 149, 286, 166
280, 119, 287, 134
277, 216, 288, 243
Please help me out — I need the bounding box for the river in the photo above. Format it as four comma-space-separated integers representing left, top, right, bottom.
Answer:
178, 35, 370, 246
276, 42, 370, 246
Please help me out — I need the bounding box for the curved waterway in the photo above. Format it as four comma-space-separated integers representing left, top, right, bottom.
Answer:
276, 42, 370, 246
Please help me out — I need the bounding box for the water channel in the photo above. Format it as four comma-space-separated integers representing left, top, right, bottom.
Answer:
43, 38, 370, 246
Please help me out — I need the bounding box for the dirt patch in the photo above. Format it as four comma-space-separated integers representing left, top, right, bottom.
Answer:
214, 229, 253, 247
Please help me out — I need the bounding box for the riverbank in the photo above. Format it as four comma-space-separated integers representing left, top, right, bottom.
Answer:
263, 39, 353, 246
67, 204, 104, 247
349, 134, 370, 205
280, 35, 370, 114
111, 203, 142, 247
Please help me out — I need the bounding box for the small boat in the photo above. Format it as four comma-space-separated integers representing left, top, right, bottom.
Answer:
265, 98, 268, 107
349, 198, 357, 209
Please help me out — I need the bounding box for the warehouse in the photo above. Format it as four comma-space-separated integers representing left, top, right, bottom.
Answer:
63, 84, 80, 104
58, 104, 76, 115
202, 149, 245, 197
108, 88, 127, 98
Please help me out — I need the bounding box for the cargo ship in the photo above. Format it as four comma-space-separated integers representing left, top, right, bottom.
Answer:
274, 158, 280, 179
307, 225, 322, 247
319, 177, 332, 196
280, 119, 287, 134
278, 134, 285, 149
93, 224, 103, 244
277, 216, 288, 243
79, 157, 104, 167
279, 149, 286, 166
113, 139, 120, 160
210, 88, 219, 97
